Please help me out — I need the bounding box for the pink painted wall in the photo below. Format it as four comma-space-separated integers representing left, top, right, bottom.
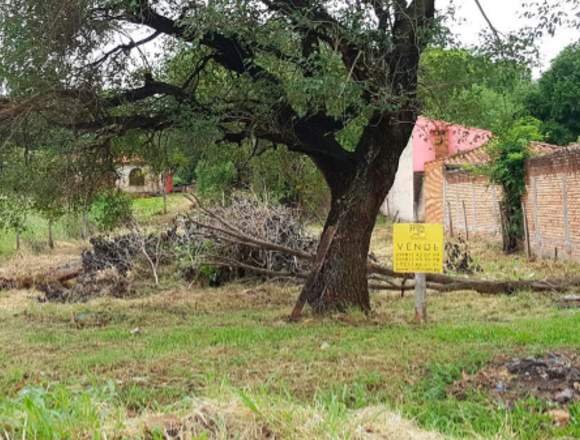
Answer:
412, 116, 492, 172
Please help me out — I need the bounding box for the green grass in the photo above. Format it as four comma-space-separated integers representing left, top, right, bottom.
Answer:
0, 212, 83, 257
2, 216, 580, 438
0, 283, 578, 438
132, 193, 190, 223
0, 194, 190, 258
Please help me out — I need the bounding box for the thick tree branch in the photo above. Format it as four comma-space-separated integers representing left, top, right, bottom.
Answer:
88, 30, 161, 67
103, 78, 190, 107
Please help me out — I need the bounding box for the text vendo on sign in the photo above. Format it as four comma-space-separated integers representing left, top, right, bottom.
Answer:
392, 224, 444, 274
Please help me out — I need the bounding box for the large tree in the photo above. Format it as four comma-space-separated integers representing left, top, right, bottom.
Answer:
0, 0, 575, 318
1, 0, 439, 317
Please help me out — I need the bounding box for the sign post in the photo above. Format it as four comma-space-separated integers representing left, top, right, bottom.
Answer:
415, 272, 427, 322
393, 223, 444, 322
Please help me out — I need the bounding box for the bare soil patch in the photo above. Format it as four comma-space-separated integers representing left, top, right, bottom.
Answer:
451, 351, 580, 407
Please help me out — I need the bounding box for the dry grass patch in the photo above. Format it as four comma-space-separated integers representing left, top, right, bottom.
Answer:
124, 394, 446, 440
0, 244, 83, 279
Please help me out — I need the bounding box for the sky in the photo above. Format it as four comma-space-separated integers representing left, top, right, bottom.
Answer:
441, 0, 579, 77
99, 0, 579, 81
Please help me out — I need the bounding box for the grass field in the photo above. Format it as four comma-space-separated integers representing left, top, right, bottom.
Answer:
0, 201, 579, 439
0, 194, 190, 259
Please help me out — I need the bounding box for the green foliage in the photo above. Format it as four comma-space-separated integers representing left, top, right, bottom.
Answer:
249, 148, 329, 217
195, 160, 238, 202
89, 191, 133, 232
0, 194, 28, 235
0, 384, 118, 439
192, 141, 329, 217
527, 43, 580, 145
420, 48, 531, 132
485, 118, 543, 251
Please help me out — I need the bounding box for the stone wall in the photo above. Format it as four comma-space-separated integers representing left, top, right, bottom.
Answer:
116, 165, 163, 194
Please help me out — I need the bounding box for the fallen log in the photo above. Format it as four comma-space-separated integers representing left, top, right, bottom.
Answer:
0, 262, 82, 292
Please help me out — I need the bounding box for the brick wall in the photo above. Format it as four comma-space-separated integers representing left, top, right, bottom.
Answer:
424, 160, 445, 224
424, 158, 502, 238
423, 146, 580, 261
444, 170, 502, 238
523, 149, 580, 261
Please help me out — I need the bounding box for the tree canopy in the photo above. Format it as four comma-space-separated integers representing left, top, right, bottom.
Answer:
419, 47, 532, 133
527, 43, 580, 145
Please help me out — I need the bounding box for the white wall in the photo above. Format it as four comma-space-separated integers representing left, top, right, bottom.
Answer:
116, 165, 162, 194
380, 137, 415, 221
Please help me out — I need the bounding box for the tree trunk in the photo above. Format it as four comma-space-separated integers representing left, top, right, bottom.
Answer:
48, 219, 54, 250
290, 193, 375, 315
162, 173, 168, 215
291, 147, 405, 318
288, 113, 414, 319
82, 209, 89, 240
16, 231, 20, 252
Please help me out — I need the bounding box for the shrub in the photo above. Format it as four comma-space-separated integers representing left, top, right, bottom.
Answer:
195, 159, 238, 201
89, 191, 133, 231
249, 148, 330, 219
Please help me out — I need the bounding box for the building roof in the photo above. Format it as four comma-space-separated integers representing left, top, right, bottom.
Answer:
412, 116, 492, 172
436, 141, 569, 168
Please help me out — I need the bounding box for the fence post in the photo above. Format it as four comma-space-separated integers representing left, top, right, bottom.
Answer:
414, 272, 427, 322
521, 201, 531, 259
414, 210, 427, 323
462, 200, 469, 240
447, 201, 454, 237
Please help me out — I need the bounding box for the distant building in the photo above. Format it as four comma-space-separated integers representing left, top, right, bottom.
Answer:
381, 116, 492, 221
115, 159, 173, 195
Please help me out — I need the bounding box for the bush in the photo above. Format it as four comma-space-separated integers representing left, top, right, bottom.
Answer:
249, 148, 330, 219
195, 160, 237, 201
193, 142, 330, 218
89, 191, 133, 232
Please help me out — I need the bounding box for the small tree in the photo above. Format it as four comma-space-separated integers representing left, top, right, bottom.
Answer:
27, 153, 68, 249
0, 194, 29, 251
89, 190, 133, 232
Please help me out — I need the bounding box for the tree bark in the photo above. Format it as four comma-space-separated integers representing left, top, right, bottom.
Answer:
162, 173, 168, 215
290, 124, 408, 319
82, 209, 89, 240
48, 219, 54, 250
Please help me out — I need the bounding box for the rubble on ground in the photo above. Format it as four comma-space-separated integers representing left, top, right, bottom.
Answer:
444, 236, 482, 274
450, 351, 580, 415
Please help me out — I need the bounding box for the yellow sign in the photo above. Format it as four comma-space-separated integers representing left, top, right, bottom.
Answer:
393, 224, 444, 273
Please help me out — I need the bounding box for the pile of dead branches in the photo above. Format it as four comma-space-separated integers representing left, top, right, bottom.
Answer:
183, 195, 580, 296
35, 226, 175, 302
4, 193, 580, 301
178, 194, 317, 284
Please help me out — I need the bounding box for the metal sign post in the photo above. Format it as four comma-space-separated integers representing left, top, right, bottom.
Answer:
415, 272, 427, 322
393, 223, 444, 323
